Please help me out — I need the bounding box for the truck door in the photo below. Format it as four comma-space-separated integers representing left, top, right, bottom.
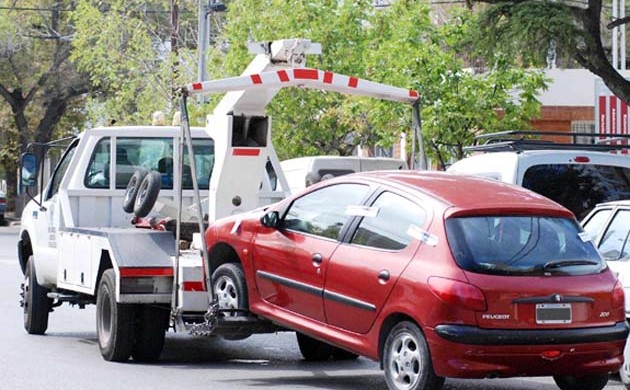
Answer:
33, 140, 79, 285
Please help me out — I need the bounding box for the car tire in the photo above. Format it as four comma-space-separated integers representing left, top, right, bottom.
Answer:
212, 263, 251, 340
131, 304, 169, 362
96, 269, 136, 362
331, 346, 359, 360
383, 321, 444, 390
22, 256, 52, 335
123, 169, 149, 213
296, 332, 332, 361
621, 337, 630, 389
553, 374, 608, 390
133, 171, 162, 218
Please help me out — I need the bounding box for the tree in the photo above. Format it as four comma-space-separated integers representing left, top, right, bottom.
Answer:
209, 0, 547, 164
472, 0, 630, 104
0, 1, 90, 209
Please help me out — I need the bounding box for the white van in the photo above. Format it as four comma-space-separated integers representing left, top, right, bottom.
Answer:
447, 132, 630, 220
281, 156, 408, 194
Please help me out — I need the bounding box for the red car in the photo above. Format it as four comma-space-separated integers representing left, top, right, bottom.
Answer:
204, 171, 628, 390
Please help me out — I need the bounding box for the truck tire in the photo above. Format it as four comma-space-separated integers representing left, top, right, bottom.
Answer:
131, 305, 169, 362
296, 332, 332, 361
212, 263, 251, 340
123, 169, 149, 213
133, 171, 161, 218
22, 256, 52, 335
96, 269, 136, 362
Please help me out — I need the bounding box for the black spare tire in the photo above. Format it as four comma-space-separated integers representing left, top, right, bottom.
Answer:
133, 171, 162, 218
123, 169, 149, 213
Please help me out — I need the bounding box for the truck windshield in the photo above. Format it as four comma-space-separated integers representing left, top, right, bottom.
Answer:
445, 216, 604, 276
522, 164, 630, 220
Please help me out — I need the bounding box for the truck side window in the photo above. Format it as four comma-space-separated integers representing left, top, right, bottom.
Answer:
182, 139, 214, 189
116, 138, 173, 189
47, 140, 79, 199
85, 138, 111, 189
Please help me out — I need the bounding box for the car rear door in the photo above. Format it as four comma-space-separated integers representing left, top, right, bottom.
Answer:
323, 190, 430, 333
252, 182, 371, 323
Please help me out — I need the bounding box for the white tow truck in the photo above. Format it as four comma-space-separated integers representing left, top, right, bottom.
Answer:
17, 38, 421, 362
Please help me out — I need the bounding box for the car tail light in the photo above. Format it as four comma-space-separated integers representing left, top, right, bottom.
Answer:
428, 276, 487, 311
612, 279, 625, 309
574, 156, 590, 163
0, 198, 5, 204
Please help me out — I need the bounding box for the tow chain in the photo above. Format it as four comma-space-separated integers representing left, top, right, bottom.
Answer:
189, 300, 220, 337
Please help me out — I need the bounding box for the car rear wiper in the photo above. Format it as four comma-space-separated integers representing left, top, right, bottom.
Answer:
542, 259, 600, 270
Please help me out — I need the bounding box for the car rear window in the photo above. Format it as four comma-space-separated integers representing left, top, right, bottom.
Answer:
522, 164, 630, 220
446, 216, 604, 276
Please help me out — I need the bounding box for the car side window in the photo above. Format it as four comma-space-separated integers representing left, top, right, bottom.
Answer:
582, 208, 613, 242
85, 137, 111, 188
351, 192, 427, 250
282, 183, 369, 240
47, 140, 79, 199
598, 210, 630, 261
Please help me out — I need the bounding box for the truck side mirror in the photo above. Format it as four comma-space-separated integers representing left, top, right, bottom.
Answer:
260, 211, 280, 229
19, 153, 38, 193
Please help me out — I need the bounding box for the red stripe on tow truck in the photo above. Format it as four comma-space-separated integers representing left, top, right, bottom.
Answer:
192, 82, 203, 91
323, 72, 333, 84
348, 77, 358, 88
294, 68, 319, 80
250, 74, 263, 84
119, 267, 174, 277
409, 90, 419, 98
232, 148, 261, 156
183, 281, 206, 291
277, 70, 289, 82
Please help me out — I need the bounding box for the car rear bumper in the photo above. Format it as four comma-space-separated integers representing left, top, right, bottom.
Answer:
426, 322, 628, 378
435, 321, 629, 345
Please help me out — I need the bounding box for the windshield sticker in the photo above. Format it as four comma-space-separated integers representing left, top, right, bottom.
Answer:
345, 205, 379, 218
578, 232, 591, 242
230, 218, 242, 235
407, 225, 438, 246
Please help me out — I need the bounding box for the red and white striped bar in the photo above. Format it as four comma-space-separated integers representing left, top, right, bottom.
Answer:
185, 68, 419, 104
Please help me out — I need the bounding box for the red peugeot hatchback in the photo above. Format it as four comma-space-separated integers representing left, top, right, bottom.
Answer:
204, 171, 628, 390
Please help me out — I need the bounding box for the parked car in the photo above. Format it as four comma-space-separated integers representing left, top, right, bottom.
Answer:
205, 170, 627, 390
0, 190, 6, 225
582, 200, 630, 389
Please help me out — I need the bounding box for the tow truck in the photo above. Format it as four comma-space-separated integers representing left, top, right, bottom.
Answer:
17, 38, 421, 362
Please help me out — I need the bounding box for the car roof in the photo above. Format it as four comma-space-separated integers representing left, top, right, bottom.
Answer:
595, 199, 630, 208
351, 170, 574, 218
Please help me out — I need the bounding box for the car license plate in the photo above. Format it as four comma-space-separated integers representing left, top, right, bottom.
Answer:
536, 303, 571, 324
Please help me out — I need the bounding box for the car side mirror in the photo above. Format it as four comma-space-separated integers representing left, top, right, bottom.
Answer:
260, 211, 280, 229
19, 152, 38, 194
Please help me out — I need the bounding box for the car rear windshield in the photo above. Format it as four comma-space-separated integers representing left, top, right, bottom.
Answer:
446, 216, 605, 276
522, 164, 630, 220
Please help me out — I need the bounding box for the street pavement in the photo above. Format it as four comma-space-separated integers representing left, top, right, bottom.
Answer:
0, 225, 626, 390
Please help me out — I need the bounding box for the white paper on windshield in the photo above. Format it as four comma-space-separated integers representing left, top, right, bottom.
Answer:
345, 205, 379, 218
578, 232, 591, 242
230, 218, 242, 235
407, 225, 438, 246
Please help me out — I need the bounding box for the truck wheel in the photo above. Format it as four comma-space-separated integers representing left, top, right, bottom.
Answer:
212, 263, 251, 340
123, 169, 148, 213
296, 332, 332, 361
383, 321, 444, 390
133, 171, 161, 218
131, 305, 169, 362
22, 256, 52, 335
96, 269, 136, 362
553, 374, 608, 390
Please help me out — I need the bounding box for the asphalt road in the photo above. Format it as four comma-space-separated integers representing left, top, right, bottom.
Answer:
0, 226, 626, 390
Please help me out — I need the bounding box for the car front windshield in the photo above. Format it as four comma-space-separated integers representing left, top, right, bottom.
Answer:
446, 216, 605, 276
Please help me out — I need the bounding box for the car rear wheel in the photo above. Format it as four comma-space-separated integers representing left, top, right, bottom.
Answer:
383, 321, 444, 390
296, 332, 332, 361
553, 374, 608, 390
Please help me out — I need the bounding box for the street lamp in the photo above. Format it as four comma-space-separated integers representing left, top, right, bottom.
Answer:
197, 0, 226, 101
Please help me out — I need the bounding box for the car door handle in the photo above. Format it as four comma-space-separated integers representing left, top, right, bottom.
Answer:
312, 253, 323, 264
378, 270, 390, 281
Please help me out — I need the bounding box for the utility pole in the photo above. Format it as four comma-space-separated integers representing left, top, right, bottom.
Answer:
171, 0, 180, 105
197, 1, 226, 103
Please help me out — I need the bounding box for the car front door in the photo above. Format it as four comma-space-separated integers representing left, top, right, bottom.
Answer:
252, 183, 371, 322
323, 191, 430, 333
